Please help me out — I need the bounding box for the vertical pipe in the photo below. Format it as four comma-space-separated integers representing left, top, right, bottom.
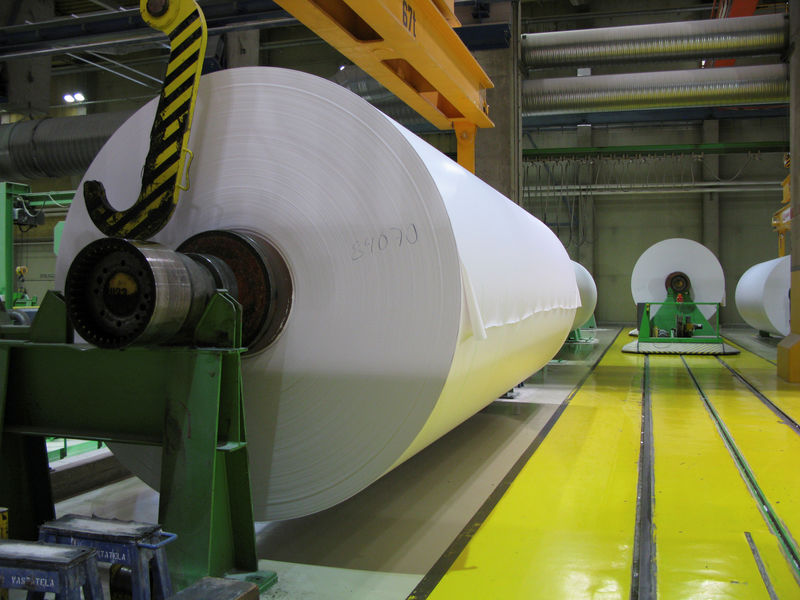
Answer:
0, 183, 18, 306
778, 1, 800, 381
576, 123, 594, 273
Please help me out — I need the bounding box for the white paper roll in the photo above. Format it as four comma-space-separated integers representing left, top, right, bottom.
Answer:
735, 256, 790, 336
571, 261, 597, 329
631, 238, 725, 320
55, 67, 579, 520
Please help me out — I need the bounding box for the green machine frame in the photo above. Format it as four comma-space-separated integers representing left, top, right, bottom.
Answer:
622, 288, 738, 355
0, 290, 271, 590
0, 182, 74, 308
636, 297, 723, 346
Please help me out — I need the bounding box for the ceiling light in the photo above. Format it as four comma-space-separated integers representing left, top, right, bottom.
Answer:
63, 94, 75, 103
73, 92, 85, 102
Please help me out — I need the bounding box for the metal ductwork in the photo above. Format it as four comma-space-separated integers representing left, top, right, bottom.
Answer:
522, 13, 788, 68
0, 111, 133, 180
0, 74, 435, 182
523, 64, 789, 116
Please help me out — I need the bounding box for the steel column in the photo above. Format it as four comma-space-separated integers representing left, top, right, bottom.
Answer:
778, 2, 800, 381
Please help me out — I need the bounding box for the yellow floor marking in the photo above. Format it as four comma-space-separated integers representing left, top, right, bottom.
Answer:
651, 355, 798, 599
685, 355, 800, 585
720, 342, 800, 426
428, 333, 643, 599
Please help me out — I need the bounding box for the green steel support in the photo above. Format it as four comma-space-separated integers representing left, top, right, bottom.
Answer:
637, 295, 723, 345
522, 140, 789, 160
0, 290, 267, 590
0, 183, 73, 307
45, 439, 103, 462
0, 183, 30, 306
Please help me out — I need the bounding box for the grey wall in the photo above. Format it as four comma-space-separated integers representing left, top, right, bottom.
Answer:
594, 195, 703, 323
523, 117, 788, 324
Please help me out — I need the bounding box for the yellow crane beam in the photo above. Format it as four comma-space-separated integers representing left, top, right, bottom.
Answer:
274, 0, 494, 171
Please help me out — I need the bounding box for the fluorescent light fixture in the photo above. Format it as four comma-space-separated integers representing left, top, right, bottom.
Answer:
63, 94, 75, 103
338, 65, 346, 71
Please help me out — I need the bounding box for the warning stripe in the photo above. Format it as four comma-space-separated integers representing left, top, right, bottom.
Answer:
84, 1, 207, 239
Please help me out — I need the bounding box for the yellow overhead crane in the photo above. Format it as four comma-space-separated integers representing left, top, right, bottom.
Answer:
273, 0, 494, 173
85, 0, 493, 241
775, 155, 793, 257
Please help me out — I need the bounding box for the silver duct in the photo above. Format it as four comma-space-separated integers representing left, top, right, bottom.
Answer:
522, 13, 788, 68
0, 111, 132, 180
523, 64, 789, 116
0, 76, 431, 182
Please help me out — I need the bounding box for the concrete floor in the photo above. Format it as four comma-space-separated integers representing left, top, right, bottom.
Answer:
40, 328, 617, 599
722, 325, 781, 363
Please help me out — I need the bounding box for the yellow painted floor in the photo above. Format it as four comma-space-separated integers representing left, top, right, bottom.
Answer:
46, 328, 800, 599
652, 356, 797, 598
426, 332, 800, 599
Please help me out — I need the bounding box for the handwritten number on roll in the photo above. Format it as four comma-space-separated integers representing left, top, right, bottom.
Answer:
352, 224, 418, 261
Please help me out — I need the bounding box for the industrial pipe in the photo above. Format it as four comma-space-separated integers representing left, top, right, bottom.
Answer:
0, 72, 435, 182
0, 111, 132, 180
523, 64, 788, 116
777, 1, 800, 381
522, 13, 787, 68
2, 64, 787, 181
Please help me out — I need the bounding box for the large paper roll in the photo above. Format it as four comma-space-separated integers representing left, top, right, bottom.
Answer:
631, 238, 725, 320
735, 256, 790, 336
571, 261, 597, 329
55, 67, 579, 520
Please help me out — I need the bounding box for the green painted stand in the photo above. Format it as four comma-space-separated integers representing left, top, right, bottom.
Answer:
636, 290, 723, 346
0, 291, 273, 591
1, 182, 74, 308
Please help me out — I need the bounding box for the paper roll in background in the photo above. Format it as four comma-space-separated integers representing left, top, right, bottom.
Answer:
571, 261, 597, 330
55, 67, 579, 521
735, 256, 790, 336
631, 238, 725, 320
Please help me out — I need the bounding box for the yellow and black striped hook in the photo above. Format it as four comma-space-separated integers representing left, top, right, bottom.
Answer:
84, 0, 207, 240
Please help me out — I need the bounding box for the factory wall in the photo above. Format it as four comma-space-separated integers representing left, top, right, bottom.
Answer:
594, 195, 702, 323
720, 193, 785, 322
12, 243, 56, 304
12, 217, 60, 305
523, 117, 788, 324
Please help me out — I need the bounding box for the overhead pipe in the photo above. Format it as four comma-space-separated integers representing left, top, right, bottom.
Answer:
0, 72, 433, 181
523, 64, 789, 116
0, 111, 132, 180
523, 180, 783, 195
3, 65, 787, 180
522, 13, 788, 68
